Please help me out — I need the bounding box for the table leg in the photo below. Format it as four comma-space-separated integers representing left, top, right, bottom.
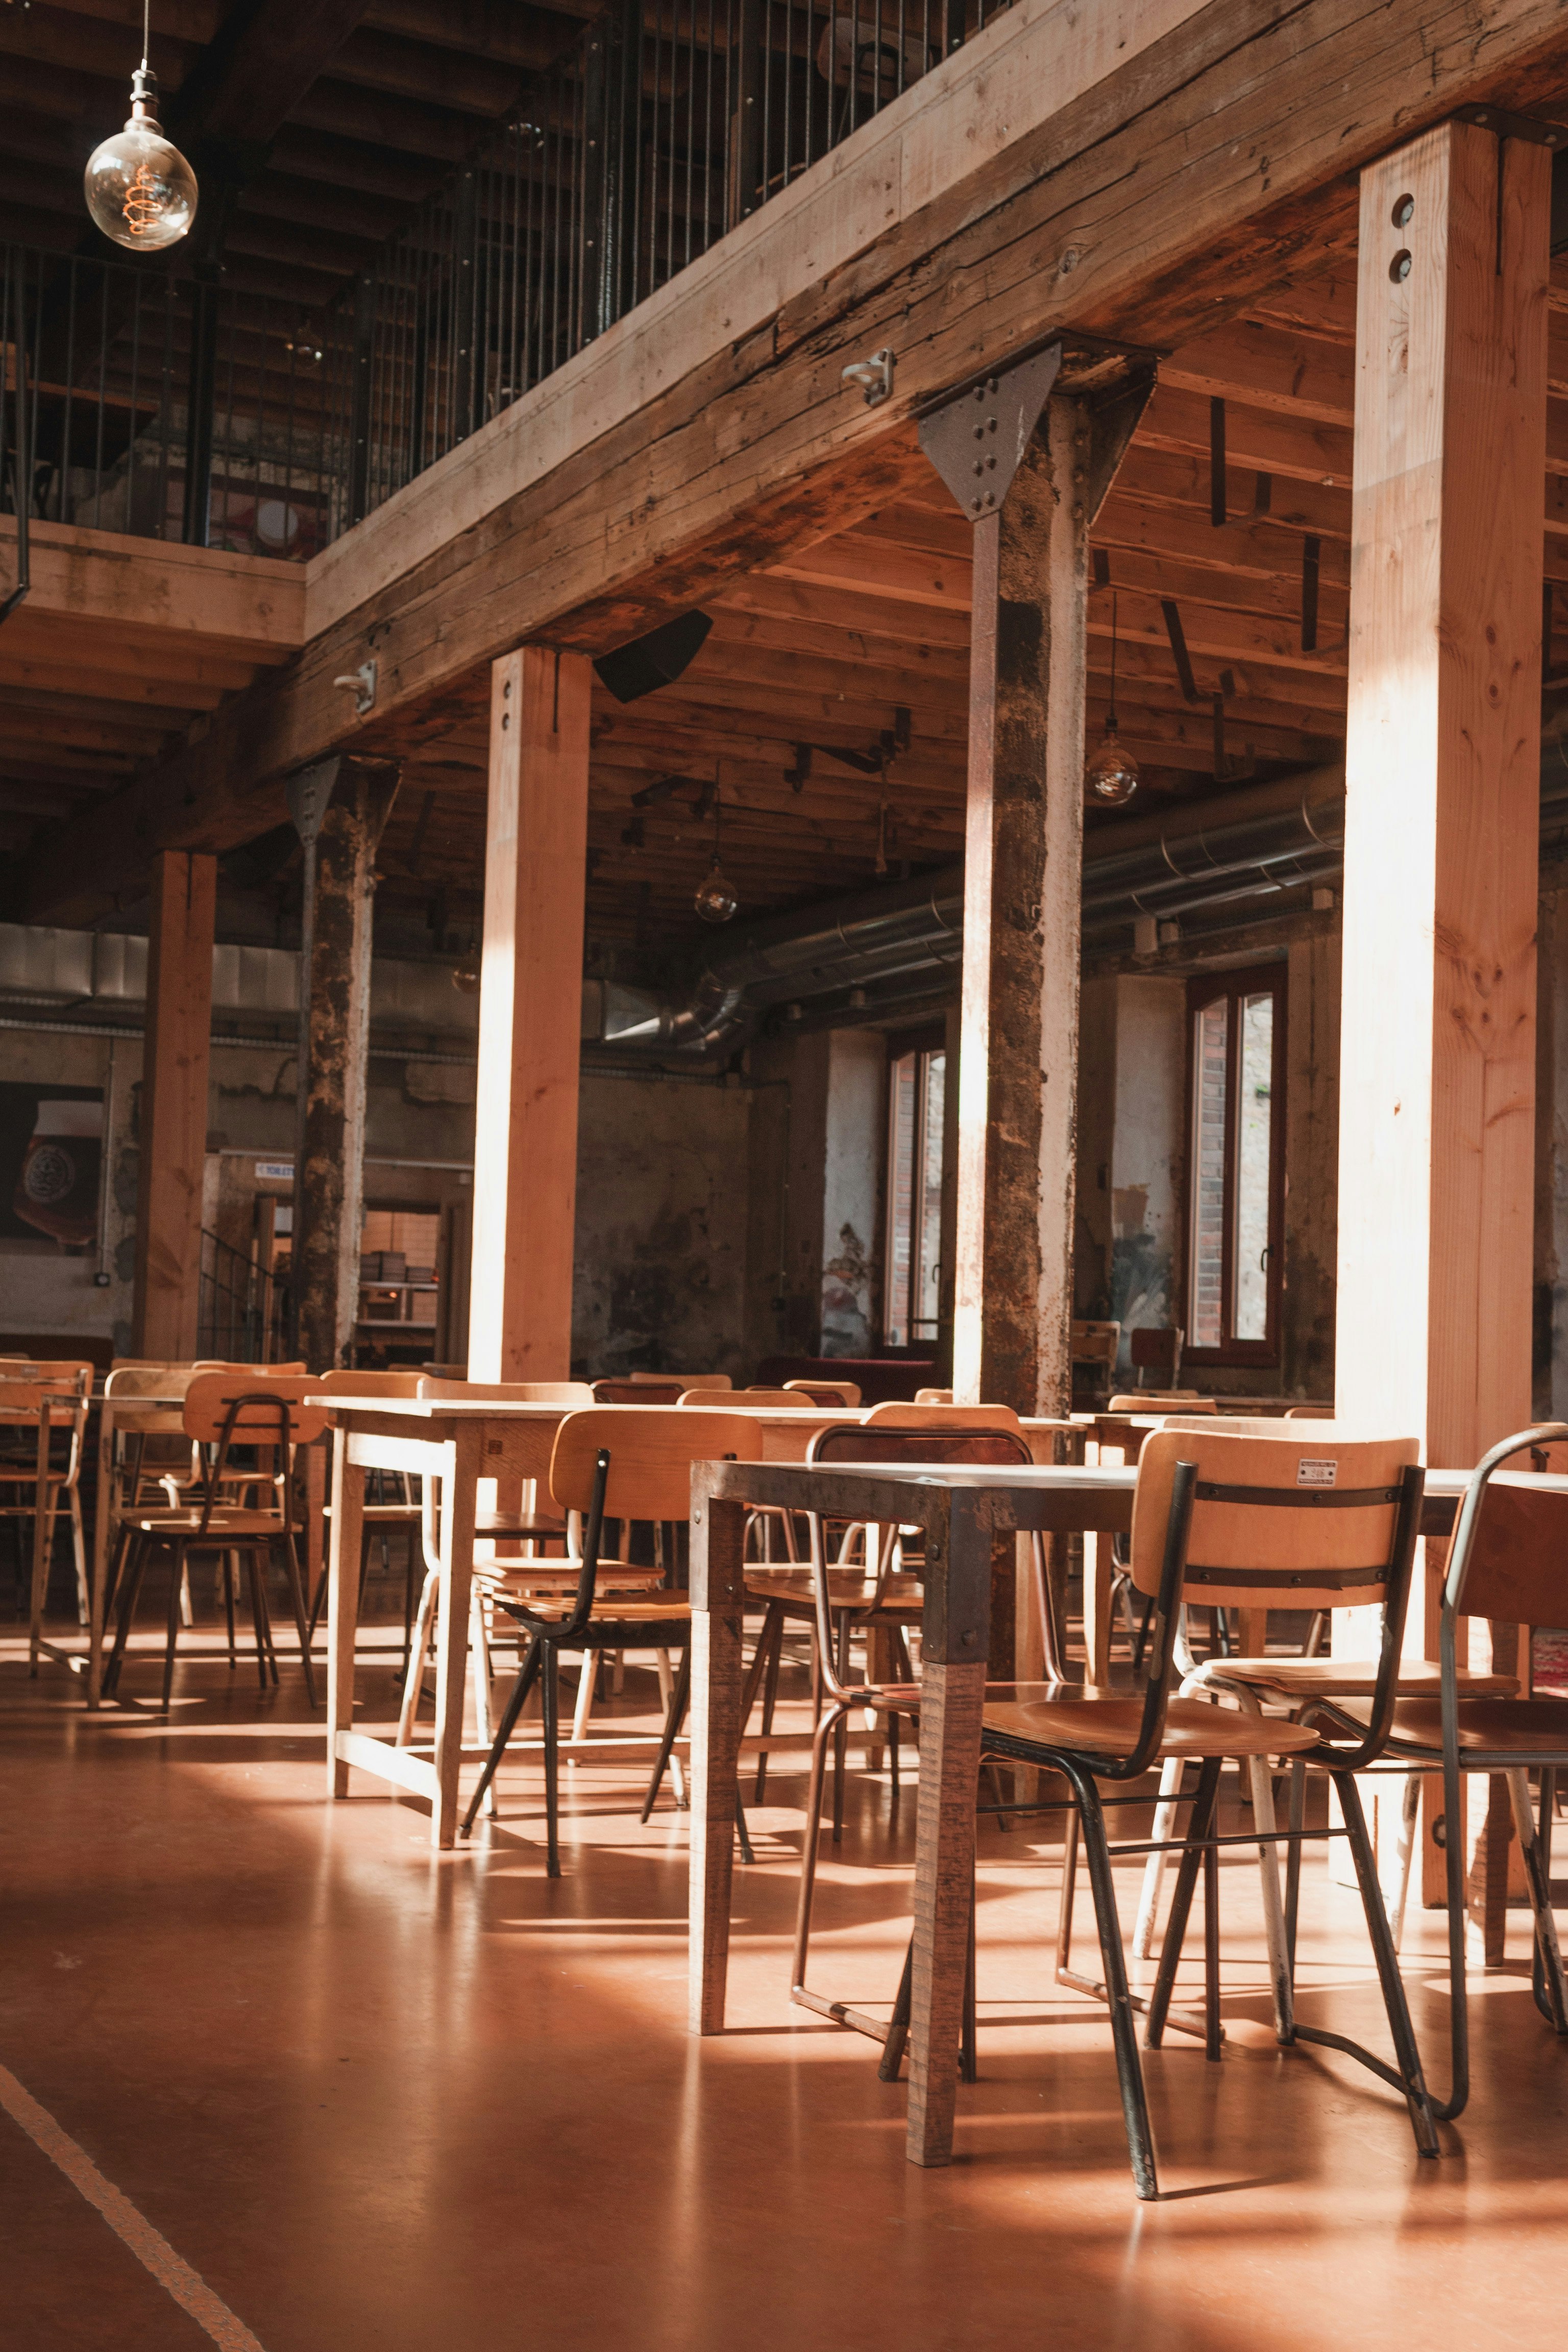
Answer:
689, 1489, 746, 2035
87, 1403, 114, 1708
28, 1406, 50, 1674
430, 1424, 479, 1848
906, 1658, 986, 2165
327, 1425, 364, 1798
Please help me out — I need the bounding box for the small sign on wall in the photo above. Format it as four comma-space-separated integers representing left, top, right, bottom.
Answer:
255, 1162, 295, 1183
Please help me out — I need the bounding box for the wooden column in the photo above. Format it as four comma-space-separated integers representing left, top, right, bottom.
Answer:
468, 645, 593, 1383
1337, 123, 1549, 1923
295, 761, 400, 1373
949, 399, 1086, 1424
132, 849, 215, 1359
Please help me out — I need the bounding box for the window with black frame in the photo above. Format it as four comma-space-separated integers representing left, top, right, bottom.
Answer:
1183, 965, 1285, 1366
883, 1031, 945, 1350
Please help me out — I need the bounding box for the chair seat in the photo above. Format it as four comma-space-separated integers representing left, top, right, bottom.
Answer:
491, 1594, 693, 1631
1193, 1656, 1520, 1701
127, 1509, 286, 1538
983, 1692, 1322, 1761
1333, 1694, 1568, 1755
477, 1560, 664, 1596
476, 1512, 568, 1539
744, 1567, 924, 1615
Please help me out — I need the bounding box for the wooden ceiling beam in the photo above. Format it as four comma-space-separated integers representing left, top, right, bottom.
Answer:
329, 25, 531, 112
364, 0, 596, 62
264, 121, 449, 203
1161, 320, 1353, 427
1108, 444, 1351, 542
288, 77, 480, 162
712, 572, 972, 651
164, 0, 376, 151
1138, 383, 1353, 490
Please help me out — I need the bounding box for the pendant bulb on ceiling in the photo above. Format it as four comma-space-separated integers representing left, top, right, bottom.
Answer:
1085, 589, 1140, 808
83, 0, 198, 252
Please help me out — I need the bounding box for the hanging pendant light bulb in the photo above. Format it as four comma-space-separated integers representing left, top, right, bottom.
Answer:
83, 0, 198, 252
1085, 590, 1140, 808
694, 785, 738, 924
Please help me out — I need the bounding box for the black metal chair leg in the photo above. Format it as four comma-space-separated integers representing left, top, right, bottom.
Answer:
102, 1533, 148, 1700
1330, 1769, 1439, 2158
1203, 1823, 1222, 2062
1284, 1757, 1306, 1974
280, 1534, 317, 1708
753, 1605, 785, 1803
541, 1641, 562, 1877
1065, 1760, 1160, 2202
160, 1544, 183, 1713
640, 1646, 692, 1822
1145, 1757, 1221, 2049
459, 1635, 543, 1837
222, 1552, 237, 1669
244, 1552, 275, 1687
1530, 1769, 1568, 2031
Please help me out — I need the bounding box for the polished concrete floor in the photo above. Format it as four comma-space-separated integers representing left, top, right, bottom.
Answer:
4, 1598, 1568, 2351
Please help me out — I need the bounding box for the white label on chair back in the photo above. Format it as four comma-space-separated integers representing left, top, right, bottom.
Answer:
1296, 1457, 1338, 1487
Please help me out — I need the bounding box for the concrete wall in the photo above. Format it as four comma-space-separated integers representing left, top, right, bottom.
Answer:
821, 1028, 886, 1356
0, 1027, 140, 1355
1282, 928, 1341, 1400
1073, 973, 1185, 1371
572, 1071, 752, 1381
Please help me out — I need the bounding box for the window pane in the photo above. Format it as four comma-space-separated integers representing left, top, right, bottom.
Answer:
885, 1052, 918, 1347
1189, 999, 1229, 1349
1233, 992, 1273, 1342
913, 1050, 945, 1338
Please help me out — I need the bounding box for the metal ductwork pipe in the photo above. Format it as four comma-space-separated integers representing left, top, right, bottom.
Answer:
590, 751, 1568, 1061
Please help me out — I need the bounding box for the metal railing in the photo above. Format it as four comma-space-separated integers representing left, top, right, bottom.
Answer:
0, 243, 341, 565
197, 1227, 290, 1364
0, 0, 1008, 572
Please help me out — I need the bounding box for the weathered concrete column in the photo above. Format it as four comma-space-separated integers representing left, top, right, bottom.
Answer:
1337, 122, 1548, 1927
468, 646, 592, 1383
132, 849, 216, 1359
293, 760, 400, 1373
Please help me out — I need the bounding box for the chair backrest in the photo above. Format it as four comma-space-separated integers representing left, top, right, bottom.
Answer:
193, 1359, 307, 1374
592, 1378, 685, 1405
549, 1406, 761, 1519
105, 1365, 195, 1399
321, 1368, 426, 1395
182, 1372, 330, 1449
786, 1378, 862, 1407
417, 1377, 594, 1404
1070, 1319, 1120, 1368
718, 1386, 817, 1409
863, 1399, 1023, 1432
1107, 1393, 1213, 1414
1129, 1325, 1182, 1382
671, 1373, 732, 1390
1284, 1404, 1336, 1420
1444, 1426, 1568, 1628
0, 1381, 89, 1418
1129, 1426, 1422, 1611
0, 1359, 93, 1392
808, 1419, 1033, 1473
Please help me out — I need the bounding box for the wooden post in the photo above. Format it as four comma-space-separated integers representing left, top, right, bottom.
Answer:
1337, 122, 1548, 1926
949, 401, 1086, 1426
132, 849, 215, 1359
468, 646, 592, 1383
295, 761, 400, 1374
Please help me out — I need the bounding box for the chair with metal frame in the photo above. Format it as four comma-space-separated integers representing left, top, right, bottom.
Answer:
1069, 1317, 1121, 1406
0, 1363, 93, 1672
1313, 1423, 1568, 2121
458, 1406, 762, 1874
975, 1425, 1437, 2199
1128, 1415, 1520, 1968
101, 1373, 326, 1712
1128, 1325, 1184, 1389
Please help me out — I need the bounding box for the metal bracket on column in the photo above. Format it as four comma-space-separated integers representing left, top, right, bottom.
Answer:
918, 344, 1063, 519
287, 757, 341, 851
1083, 361, 1157, 525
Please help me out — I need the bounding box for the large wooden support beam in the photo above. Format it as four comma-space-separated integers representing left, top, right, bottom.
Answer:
132, 851, 216, 1360
467, 647, 592, 1383
294, 762, 400, 1373
949, 399, 1085, 1421
1337, 121, 1549, 1923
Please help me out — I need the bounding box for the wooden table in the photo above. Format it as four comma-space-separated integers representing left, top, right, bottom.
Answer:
687, 1456, 1474, 2172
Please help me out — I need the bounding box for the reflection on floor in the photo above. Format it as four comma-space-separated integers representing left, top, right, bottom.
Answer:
3, 1607, 1566, 2352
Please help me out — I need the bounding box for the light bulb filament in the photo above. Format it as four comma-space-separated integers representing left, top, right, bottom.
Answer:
122, 158, 167, 237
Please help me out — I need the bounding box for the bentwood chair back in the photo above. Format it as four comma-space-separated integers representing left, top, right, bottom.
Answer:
785, 1379, 861, 1407
684, 1386, 810, 1409
913, 1387, 953, 1405
0, 1359, 94, 1392
1129, 1324, 1183, 1387
549, 1406, 759, 1523
322, 1368, 425, 1396
863, 1399, 1023, 1431
1107, 1393, 1213, 1414
592, 1378, 685, 1405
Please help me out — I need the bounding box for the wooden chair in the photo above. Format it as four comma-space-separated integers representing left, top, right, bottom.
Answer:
102, 1373, 327, 1712
1129, 1325, 1183, 1389
1069, 1317, 1121, 1404
687, 1385, 813, 1409
592, 1379, 685, 1404
1129, 1414, 1521, 1969
1106, 1393, 1212, 1414
785, 1378, 862, 1407
1319, 1424, 1568, 2121
972, 1425, 1437, 2198
0, 1366, 92, 1671
458, 1407, 762, 1873
913, 1386, 953, 1405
